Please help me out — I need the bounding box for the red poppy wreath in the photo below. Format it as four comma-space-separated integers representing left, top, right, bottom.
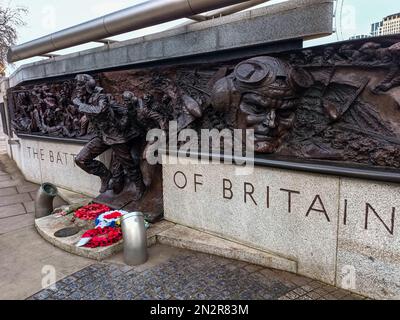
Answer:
74, 204, 111, 221
81, 227, 123, 248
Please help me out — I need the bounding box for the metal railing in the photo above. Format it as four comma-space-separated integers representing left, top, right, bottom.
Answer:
8, 0, 269, 63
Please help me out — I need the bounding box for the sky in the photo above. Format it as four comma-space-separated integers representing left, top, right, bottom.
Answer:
1, 0, 400, 74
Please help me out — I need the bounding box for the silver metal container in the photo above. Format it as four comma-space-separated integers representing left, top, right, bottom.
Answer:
121, 212, 148, 266
35, 183, 58, 219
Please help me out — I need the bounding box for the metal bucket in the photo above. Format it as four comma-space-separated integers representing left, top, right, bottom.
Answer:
35, 183, 58, 219
121, 212, 148, 266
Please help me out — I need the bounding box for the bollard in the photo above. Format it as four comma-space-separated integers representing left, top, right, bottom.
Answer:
121, 212, 148, 266
35, 183, 58, 219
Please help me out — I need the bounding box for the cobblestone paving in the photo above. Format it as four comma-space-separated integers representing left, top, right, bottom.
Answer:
29, 251, 366, 301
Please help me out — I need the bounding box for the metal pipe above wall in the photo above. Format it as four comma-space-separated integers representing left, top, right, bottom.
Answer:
190, 0, 269, 20
189, 0, 269, 21
8, 0, 251, 63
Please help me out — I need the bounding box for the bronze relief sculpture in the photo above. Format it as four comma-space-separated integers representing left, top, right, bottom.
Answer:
8, 36, 400, 207
208, 39, 400, 168
72, 74, 145, 199
211, 56, 314, 153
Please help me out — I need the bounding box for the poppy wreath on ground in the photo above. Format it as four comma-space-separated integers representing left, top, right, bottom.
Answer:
103, 211, 123, 220
74, 204, 111, 221
82, 227, 123, 248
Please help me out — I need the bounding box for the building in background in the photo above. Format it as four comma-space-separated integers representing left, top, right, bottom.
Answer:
350, 34, 370, 40
371, 13, 400, 36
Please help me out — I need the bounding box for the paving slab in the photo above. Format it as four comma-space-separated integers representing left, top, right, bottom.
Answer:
0, 175, 12, 182
0, 179, 21, 189
17, 183, 40, 194
0, 226, 93, 300
0, 203, 27, 219
0, 213, 35, 235
0, 187, 18, 197
0, 193, 32, 206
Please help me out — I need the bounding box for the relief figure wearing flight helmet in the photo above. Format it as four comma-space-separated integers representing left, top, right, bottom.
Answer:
211, 56, 314, 153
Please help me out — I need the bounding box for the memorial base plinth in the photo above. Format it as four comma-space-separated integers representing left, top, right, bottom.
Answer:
34, 215, 173, 261
163, 156, 400, 300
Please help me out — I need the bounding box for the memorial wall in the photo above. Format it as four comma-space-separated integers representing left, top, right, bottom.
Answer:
3, 0, 400, 299
8, 38, 400, 173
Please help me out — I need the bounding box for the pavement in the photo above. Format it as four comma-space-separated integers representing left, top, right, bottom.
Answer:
29, 247, 365, 301
0, 146, 366, 301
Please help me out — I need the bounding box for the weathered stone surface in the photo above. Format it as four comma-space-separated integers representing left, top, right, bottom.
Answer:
57, 188, 92, 207
35, 215, 175, 261
35, 215, 123, 261
337, 178, 400, 300
163, 156, 400, 299
0, 193, 32, 206
19, 139, 41, 183
0, 175, 12, 182
163, 156, 340, 284
0, 226, 92, 300
16, 182, 39, 194
23, 201, 35, 213
0, 179, 20, 189
29, 246, 363, 301
8, 0, 333, 87
0, 203, 26, 219
0, 187, 18, 197
158, 224, 297, 273
16, 138, 111, 197
0, 213, 35, 234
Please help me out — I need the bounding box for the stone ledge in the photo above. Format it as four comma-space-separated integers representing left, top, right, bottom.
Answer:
8, 0, 333, 87
56, 187, 92, 206
157, 224, 298, 274
35, 216, 175, 261
35, 213, 297, 274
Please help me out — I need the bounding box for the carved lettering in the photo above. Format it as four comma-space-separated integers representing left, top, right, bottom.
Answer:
56, 152, 63, 165
63, 153, 69, 166
33, 148, 39, 160
244, 182, 257, 206
365, 203, 395, 235
280, 189, 301, 213
194, 174, 203, 193
49, 150, 55, 163
223, 179, 233, 200
173, 171, 187, 190
70, 154, 77, 167
306, 195, 330, 222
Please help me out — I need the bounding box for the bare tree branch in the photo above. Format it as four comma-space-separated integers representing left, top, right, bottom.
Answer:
0, 5, 28, 75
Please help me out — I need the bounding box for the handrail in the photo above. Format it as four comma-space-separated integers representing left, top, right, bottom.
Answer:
8, 0, 252, 63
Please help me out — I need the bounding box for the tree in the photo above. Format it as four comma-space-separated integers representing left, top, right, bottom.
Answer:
0, 6, 27, 75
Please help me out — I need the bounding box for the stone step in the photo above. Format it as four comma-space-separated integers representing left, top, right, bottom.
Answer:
35, 215, 175, 261
157, 224, 298, 274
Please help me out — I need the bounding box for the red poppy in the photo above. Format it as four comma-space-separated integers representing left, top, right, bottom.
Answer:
74, 204, 111, 221
82, 227, 123, 248
103, 211, 123, 220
